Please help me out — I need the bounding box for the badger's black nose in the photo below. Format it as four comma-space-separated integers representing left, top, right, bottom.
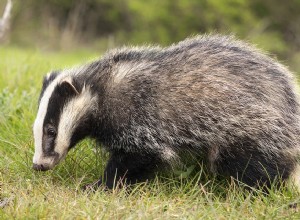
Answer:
32, 163, 49, 171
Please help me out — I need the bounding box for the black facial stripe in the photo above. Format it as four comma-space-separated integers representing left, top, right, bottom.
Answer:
42, 133, 56, 156
38, 71, 60, 104
42, 83, 76, 156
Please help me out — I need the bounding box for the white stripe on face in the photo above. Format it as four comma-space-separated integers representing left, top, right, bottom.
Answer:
55, 85, 97, 156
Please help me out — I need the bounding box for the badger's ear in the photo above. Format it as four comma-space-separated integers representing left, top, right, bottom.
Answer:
58, 78, 79, 97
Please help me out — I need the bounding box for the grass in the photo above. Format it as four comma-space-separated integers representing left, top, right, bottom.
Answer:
1, 46, 300, 219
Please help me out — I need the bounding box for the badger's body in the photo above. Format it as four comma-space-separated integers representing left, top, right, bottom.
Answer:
33, 35, 300, 190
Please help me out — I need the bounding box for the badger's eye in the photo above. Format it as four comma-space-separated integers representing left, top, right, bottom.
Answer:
47, 128, 56, 137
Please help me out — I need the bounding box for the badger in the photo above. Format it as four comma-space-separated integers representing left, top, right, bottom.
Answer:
33, 35, 300, 190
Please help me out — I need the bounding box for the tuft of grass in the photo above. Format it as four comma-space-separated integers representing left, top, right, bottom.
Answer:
1, 46, 300, 219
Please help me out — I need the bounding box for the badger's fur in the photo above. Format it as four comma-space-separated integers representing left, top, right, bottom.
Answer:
33, 35, 300, 190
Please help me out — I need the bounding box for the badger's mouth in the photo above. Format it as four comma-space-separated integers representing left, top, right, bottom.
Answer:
32, 163, 52, 171
32, 151, 65, 171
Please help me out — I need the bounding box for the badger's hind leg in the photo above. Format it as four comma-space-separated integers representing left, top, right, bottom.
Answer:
212, 145, 297, 190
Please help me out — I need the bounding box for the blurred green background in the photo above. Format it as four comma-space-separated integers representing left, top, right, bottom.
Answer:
1, 0, 300, 73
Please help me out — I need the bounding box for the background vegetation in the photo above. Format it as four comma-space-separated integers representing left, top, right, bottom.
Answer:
1, 0, 300, 219
1, 0, 300, 73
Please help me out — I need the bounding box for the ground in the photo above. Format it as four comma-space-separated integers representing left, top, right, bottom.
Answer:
0, 47, 300, 219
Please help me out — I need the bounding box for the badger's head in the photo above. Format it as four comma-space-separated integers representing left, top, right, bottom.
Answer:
32, 71, 96, 171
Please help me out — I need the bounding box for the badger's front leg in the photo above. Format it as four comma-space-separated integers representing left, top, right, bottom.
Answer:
89, 151, 162, 189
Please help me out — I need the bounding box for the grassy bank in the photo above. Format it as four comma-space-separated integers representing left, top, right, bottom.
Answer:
0, 47, 300, 219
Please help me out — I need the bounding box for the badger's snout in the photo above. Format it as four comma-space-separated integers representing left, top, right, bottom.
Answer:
32, 163, 50, 171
